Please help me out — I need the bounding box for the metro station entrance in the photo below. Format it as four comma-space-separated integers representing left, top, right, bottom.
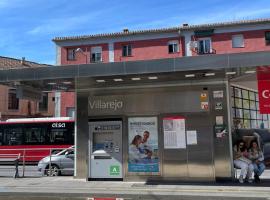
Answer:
88, 120, 123, 180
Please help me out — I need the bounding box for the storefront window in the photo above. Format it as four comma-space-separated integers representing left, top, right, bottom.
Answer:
243, 119, 250, 128
257, 112, 262, 120
234, 88, 242, 98
264, 121, 269, 128
231, 86, 270, 129
250, 110, 256, 119
235, 109, 243, 118
255, 93, 259, 101
243, 99, 249, 109
242, 90, 249, 99
235, 98, 242, 108
249, 91, 256, 100
251, 120, 257, 128
232, 108, 236, 118
243, 109, 250, 119
250, 101, 256, 110
231, 97, 235, 107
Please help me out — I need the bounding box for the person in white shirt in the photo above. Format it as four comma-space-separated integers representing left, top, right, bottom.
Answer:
129, 135, 145, 163
233, 140, 254, 183
139, 131, 152, 158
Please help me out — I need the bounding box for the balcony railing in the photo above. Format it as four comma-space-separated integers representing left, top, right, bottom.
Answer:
196, 48, 216, 55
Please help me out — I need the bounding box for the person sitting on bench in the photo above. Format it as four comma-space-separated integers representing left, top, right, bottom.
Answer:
248, 140, 265, 183
233, 140, 254, 183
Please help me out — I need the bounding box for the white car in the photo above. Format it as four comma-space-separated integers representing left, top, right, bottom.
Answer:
37, 146, 74, 176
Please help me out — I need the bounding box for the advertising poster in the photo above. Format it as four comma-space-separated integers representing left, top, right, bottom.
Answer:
163, 117, 186, 149
128, 117, 159, 173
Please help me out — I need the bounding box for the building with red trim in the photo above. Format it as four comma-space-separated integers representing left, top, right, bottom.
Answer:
54, 18, 270, 64
53, 18, 270, 121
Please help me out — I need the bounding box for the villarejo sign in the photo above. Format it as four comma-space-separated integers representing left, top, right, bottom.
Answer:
88, 99, 123, 111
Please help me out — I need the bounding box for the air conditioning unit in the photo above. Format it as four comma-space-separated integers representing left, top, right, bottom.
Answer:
189, 41, 198, 49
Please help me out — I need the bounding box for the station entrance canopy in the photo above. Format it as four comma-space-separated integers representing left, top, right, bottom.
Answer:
0, 51, 269, 93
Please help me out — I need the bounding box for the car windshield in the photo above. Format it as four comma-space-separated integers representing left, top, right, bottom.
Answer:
55, 146, 74, 156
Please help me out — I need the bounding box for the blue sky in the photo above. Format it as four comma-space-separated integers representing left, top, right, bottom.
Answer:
0, 0, 270, 65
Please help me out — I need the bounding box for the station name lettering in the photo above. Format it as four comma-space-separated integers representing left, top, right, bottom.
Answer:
89, 100, 123, 111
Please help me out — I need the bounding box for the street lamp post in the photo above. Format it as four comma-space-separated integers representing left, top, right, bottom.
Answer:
75, 48, 88, 64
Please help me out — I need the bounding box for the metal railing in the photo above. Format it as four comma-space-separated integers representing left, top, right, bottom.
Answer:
0, 147, 74, 178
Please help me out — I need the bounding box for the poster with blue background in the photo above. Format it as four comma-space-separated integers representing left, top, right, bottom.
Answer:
128, 117, 159, 173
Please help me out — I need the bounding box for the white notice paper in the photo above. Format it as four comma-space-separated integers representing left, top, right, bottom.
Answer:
163, 117, 186, 149
187, 130, 197, 145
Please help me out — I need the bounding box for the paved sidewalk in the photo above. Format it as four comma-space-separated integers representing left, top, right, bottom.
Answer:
0, 177, 270, 199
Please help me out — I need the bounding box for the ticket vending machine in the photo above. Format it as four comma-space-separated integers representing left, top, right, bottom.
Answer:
88, 121, 123, 179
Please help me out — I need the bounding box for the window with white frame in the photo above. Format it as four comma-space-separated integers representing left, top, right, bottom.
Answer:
168, 40, 179, 53
198, 38, 212, 54
122, 44, 132, 57
91, 46, 102, 63
232, 34, 244, 48
67, 49, 76, 60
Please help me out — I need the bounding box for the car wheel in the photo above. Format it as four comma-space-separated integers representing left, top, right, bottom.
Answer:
45, 164, 60, 176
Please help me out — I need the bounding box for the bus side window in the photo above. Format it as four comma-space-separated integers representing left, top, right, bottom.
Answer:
0, 132, 2, 145
50, 130, 65, 144
25, 128, 46, 144
4, 129, 23, 145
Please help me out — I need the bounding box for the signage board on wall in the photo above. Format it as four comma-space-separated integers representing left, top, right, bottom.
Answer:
213, 90, 224, 98
257, 66, 270, 114
128, 117, 159, 173
163, 117, 186, 149
258, 80, 270, 114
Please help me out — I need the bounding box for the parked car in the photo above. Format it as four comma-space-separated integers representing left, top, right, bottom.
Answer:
37, 146, 74, 176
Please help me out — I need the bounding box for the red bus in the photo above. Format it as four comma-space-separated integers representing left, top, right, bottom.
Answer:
0, 117, 74, 162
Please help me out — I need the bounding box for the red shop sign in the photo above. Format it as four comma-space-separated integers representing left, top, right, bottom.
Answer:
258, 80, 270, 114
257, 66, 270, 114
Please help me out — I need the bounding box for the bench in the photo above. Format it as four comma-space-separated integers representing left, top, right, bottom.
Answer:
0, 154, 21, 178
